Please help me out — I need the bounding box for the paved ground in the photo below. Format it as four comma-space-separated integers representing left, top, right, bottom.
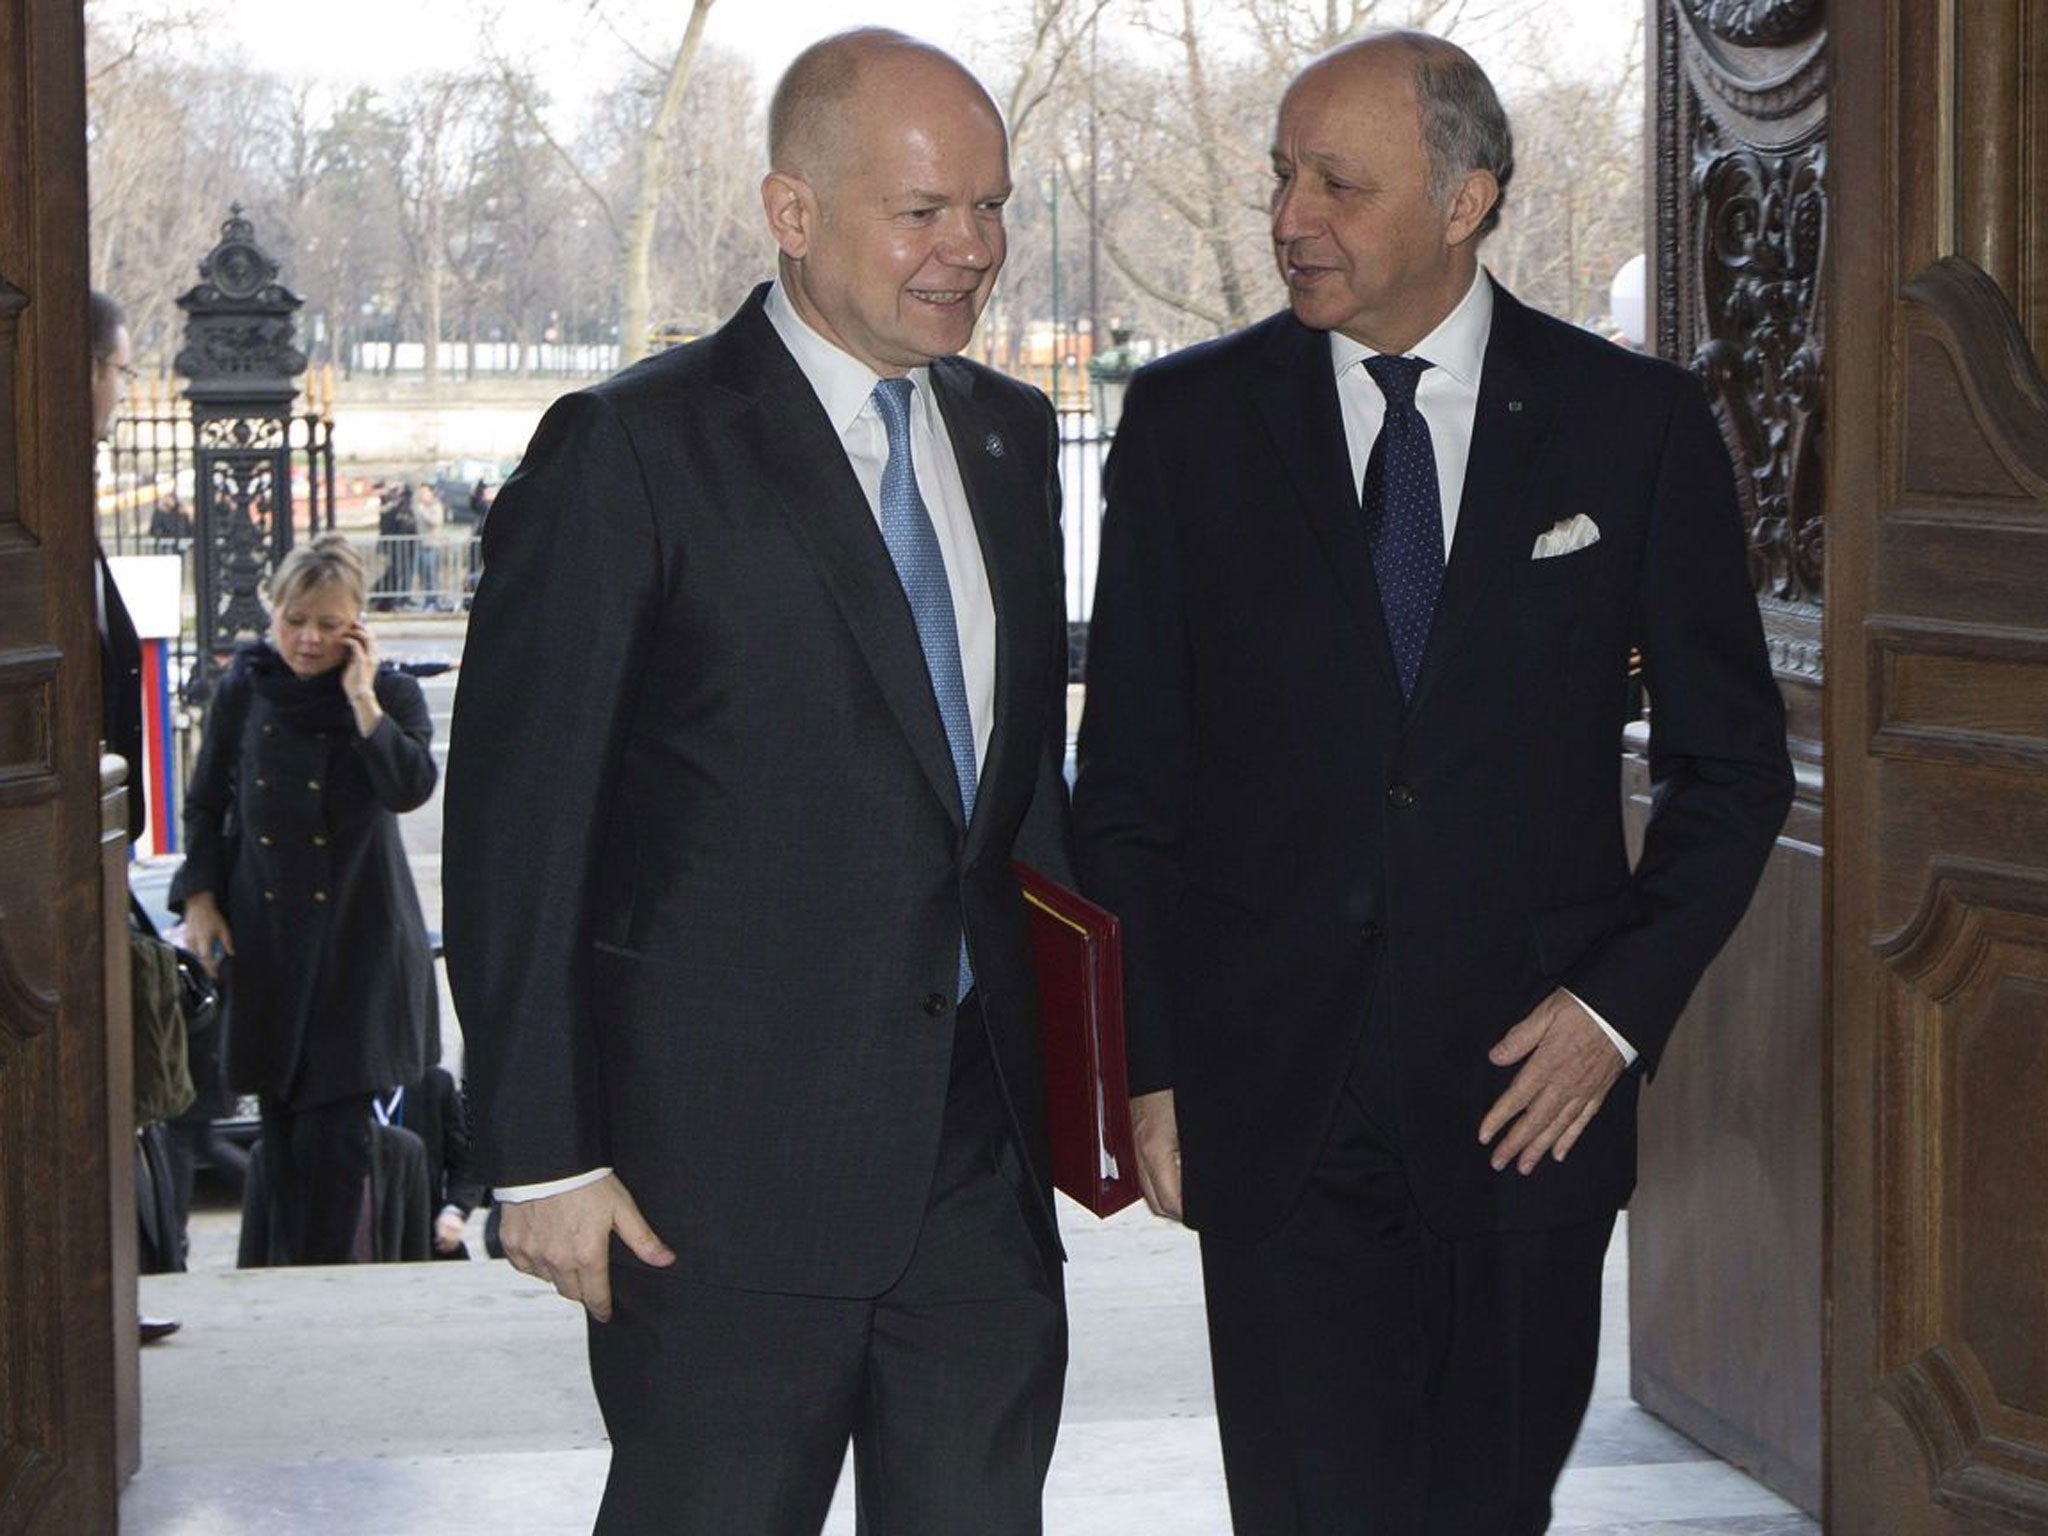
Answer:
118, 615, 1819, 1535
128, 1200, 1815, 1535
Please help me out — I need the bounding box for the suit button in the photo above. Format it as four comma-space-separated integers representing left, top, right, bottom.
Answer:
1386, 784, 1416, 809
313, 890, 328, 903
259, 834, 274, 847
1361, 921, 1382, 943
311, 833, 329, 847
255, 776, 269, 789
921, 993, 950, 1018
264, 890, 276, 902
307, 778, 322, 791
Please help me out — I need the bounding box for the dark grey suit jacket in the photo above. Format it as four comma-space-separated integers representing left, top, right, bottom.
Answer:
444, 285, 1073, 1297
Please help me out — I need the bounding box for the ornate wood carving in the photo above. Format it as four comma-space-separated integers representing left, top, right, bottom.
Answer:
0, 277, 24, 539
1630, 6, 1829, 1518
1658, 0, 1828, 625
2, 0, 128, 1522
1875, 860, 2048, 1526
0, 645, 60, 806
1901, 258, 2048, 511
0, 908, 58, 1045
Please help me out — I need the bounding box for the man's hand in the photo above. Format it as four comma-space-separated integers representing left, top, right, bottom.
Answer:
1478, 989, 1625, 1175
498, 1174, 675, 1322
1130, 1089, 1184, 1223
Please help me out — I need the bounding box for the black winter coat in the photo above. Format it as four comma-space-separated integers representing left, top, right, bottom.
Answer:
171, 644, 438, 1108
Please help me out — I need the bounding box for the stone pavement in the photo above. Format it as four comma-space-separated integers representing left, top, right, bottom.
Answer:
123, 1207, 1813, 1535
117, 614, 1818, 1534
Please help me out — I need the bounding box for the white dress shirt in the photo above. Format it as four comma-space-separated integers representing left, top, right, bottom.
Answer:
498, 286, 1002, 1205
763, 280, 997, 774
1330, 267, 1637, 1067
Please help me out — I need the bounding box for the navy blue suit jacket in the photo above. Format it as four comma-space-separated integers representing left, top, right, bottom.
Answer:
1074, 281, 1793, 1240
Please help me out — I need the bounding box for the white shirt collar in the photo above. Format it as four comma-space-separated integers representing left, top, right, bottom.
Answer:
765, 279, 930, 433
1329, 265, 1493, 385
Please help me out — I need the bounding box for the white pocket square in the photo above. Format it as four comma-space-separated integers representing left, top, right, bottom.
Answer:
1531, 513, 1601, 560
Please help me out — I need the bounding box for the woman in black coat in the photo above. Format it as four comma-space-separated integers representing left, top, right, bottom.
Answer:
172, 533, 439, 1264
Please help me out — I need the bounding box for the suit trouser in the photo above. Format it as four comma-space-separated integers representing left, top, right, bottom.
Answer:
1199, 1044, 1616, 1536
587, 996, 1067, 1536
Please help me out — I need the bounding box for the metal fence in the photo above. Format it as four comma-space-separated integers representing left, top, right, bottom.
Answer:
99, 389, 338, 696
100, 400, 1116, 676
357, 533, 484, 614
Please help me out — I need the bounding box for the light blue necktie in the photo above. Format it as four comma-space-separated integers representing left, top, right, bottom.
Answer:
872, 376, 977, 997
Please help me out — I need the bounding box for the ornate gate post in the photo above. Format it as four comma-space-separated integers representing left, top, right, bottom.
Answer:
174, 207, 308, 675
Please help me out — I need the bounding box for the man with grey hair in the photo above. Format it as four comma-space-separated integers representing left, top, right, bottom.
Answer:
1076, 30, 1790, 1533
447, 28, 1072, 1535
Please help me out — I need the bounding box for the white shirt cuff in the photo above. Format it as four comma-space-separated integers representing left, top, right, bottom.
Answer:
493, 1167, 612, 1203
1563, 989, 1637, 1067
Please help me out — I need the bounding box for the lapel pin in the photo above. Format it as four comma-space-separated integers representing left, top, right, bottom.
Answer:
984, 432, 1005, 458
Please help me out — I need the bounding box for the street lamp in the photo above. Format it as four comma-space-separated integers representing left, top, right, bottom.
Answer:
1043, 169, 1061, 411
1088, 325, 1138, 435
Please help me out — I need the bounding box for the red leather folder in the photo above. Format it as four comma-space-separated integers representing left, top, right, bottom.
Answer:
1013, 863, 1140, 1217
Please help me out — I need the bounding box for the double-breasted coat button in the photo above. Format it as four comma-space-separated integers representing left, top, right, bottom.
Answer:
921, 993, 949, 1018
262, 723, 276, 737
313, 891, 329, 903
1386, 784, 1416, 809
1360, 921, 1382, 943
311, 833, 328, 847
307, 778, 322, 791
259, 834, 274, 847
264, 890, 276, 902
255, 776, 269, 789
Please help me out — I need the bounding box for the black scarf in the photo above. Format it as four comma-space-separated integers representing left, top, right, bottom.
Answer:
240, 640, 359, 736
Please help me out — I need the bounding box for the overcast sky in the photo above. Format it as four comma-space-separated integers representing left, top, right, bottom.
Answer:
185, 0, 1637, 119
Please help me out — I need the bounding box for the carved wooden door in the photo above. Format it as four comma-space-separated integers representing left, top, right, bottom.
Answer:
0, 0, 132, 1530
1829, 3, 2048, 1531
1627, 0, 1825, 1512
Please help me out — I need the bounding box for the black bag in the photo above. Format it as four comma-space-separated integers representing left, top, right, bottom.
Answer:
171, 941, 232, 1121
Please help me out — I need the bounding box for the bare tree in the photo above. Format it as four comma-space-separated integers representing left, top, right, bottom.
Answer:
391, 73, 489, 388
482, 0, 718, 366
1487, 17, 1645, 328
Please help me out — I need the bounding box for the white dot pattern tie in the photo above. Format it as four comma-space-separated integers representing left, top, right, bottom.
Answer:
872, 376, 977, 995
1361, 354, 1444, 700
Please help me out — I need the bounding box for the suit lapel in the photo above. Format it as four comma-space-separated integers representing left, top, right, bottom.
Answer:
1405, 283, 1562, 716
930, 357, 1035, 860
711, 292, 964, 826
1250, 317, 1403, 698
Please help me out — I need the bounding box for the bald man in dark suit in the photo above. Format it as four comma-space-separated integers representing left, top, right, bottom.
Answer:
446, 30, 1074, 1536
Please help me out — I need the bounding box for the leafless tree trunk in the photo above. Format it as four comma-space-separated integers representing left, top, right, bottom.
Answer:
619, 0, 716, 366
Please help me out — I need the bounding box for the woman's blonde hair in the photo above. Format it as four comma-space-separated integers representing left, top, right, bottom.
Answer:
269, 533, 367, 614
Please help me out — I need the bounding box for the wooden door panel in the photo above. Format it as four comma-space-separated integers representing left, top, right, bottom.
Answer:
1830, 7, 2048, 1530
0, 0, 126, 1530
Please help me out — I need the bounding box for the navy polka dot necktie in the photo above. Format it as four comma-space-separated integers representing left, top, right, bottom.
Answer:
873, 376, 976, 996
1361, 354, 1443, 700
